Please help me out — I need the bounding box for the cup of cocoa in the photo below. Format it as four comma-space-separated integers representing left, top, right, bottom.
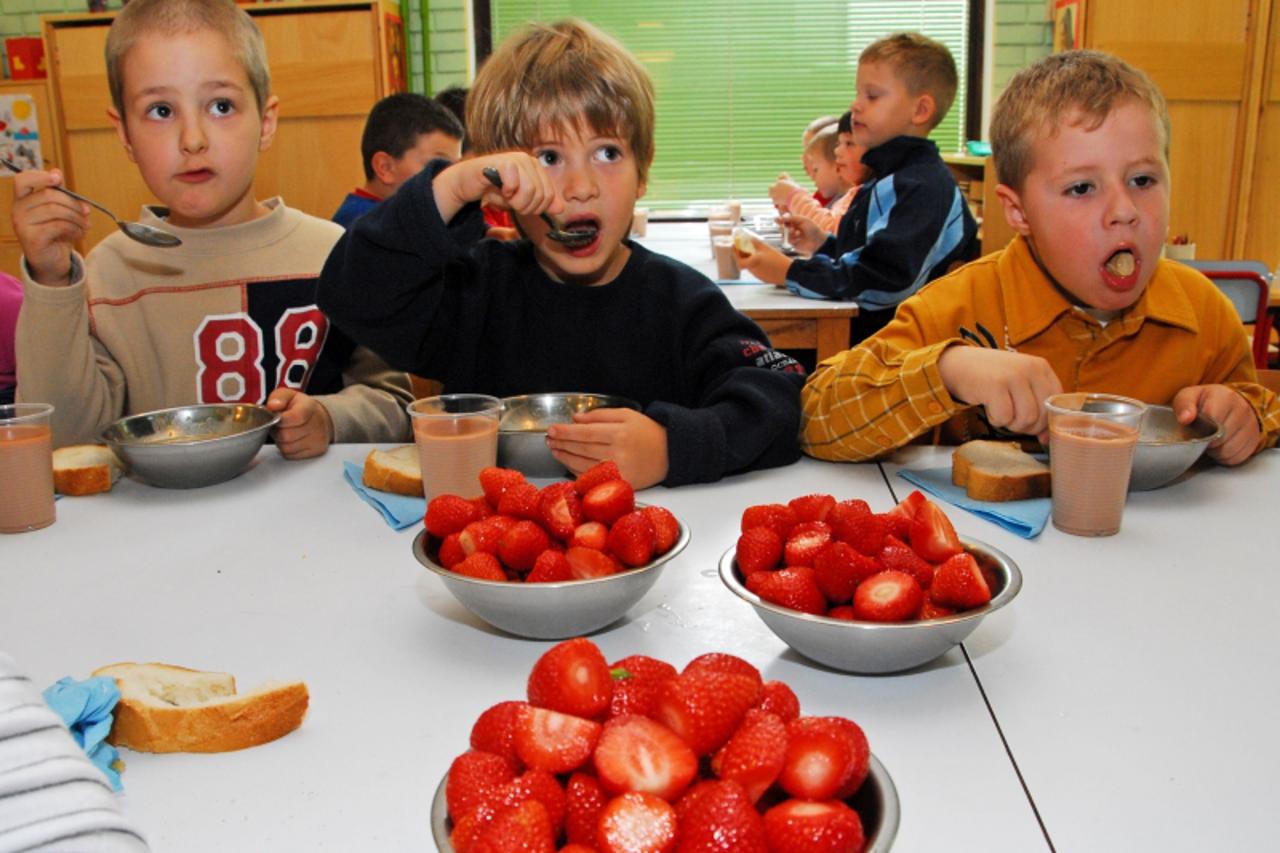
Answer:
407, 394, 502, 502
0, 403, 56, 534
1044, 392, 1146, 536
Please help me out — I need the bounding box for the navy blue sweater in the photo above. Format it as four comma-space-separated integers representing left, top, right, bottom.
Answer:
317, 162, 805, 486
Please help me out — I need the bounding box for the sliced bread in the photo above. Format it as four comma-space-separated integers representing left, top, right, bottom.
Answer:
362, 445, 423, 497
92, 662, 309, 754
52, 444, 123, 496
951, 440, 1051, 502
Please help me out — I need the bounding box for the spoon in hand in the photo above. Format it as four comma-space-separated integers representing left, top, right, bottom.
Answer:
481, 166, 597, 248
2, 159, 182, 248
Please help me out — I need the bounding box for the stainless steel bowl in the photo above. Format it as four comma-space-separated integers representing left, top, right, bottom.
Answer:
720, 536, 1022, 674
430, 752, 900, 851
100, 404, 279, 489
1130, 405, 1221, 491
498, 393, 640, 477
412, 511, 689, 639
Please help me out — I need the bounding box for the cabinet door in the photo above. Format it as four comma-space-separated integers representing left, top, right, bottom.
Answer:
1241, 0, 1278, 269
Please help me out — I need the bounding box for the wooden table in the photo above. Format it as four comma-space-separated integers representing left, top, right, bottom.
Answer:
634, 221, 858, 363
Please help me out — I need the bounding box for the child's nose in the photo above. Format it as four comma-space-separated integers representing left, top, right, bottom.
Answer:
561, 162, 598, 202
1105, 185, 1140, 226
179, 118, 209, 155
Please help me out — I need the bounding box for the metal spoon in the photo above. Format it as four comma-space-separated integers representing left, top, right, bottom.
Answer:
1, 159, 182, 248
481, 166, 597, 247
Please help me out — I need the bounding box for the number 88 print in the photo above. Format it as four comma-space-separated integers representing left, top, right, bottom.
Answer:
193, 307, 329, 403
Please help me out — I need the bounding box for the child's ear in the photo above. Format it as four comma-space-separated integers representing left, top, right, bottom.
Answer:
636, 175, 647, 200
257, 95, 281, 152
370, 151, 397, 184
995, 183, 1032, 236
912, 93, 937, 129
107, 107, 136, 164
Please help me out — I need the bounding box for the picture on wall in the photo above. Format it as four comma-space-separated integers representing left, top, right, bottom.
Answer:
1053, 0, 1086, 52
0, 94, 43, 170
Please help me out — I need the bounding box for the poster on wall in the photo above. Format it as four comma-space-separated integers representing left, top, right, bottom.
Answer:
385, 12, 408, 94
0, 95, 43, 171
1053, 0, 1086, 52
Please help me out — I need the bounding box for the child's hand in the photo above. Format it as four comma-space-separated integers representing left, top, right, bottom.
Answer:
545, 408, 668, 489
778, 213, 826, 256
10, 169, 90, 286
769, 177, 803, 211
266, 388, 334, 459
1171, 384, 1260, 465
736, 239, 792, 286
434, 153, 561, 224
938, 346, 1063, 441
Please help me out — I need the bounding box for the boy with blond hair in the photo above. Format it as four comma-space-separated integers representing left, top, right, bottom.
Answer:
318, 19, 804, 488
741, 32, 978, 344
12, 0, 411, 456
801, 50, 1280, 464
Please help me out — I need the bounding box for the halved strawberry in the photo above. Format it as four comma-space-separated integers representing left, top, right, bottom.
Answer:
492, 769, 567, 839
525, 549, 571, 583
425, 494, 482, 538
754, 566, 827, 615
446, 749, 516, 822
739, 503, 797, 540
882, 489, 927, 539
538, 482, 584, 541
570, 521, 609, 551
607, 510, 656, 567
597, 792, 677, 853
877, 540, 936, 589
641, 505, 680, 555
527, 637, 613, 719
777, 717, 853, 801
783, 521, 832, 568
673, 779, 767, 852
594, 715, 698, 801
762, 799, 864, 853
908, 499, 964, 563
851, 570, 923, 622
655, 669, 760, 756
787, 493, 836, 524
497, 481, 542, 520
710, 709, 787, 802
574, 459, 622, 495
812, 541, 880, 605
498, 520, 552, 572
835, 511, 888, 556
469, 798, 555, 853
755, 680, 801, 723
565, 546, 622, 579
459, 518, 506, 556
513, 705, 601, 774
470, 700, 526, 768
479, 466, 527, 506
582, 479, 636, 525
930, 552, 992, 609
736, 526, 783, 575
564, 771, 607, 847
453, 552, 507, 581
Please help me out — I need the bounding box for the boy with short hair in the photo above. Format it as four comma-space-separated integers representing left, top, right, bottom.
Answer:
332, 92, 463, 228
12, 0, 412, 456
801, 50, 1280, 464
741, 32, 978, 344
772, 112, 868, 237
318, 19, 805, 489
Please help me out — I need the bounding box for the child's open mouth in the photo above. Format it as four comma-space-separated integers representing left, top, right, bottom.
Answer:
1101, 248, 1138, 289
553, 217, 600, 250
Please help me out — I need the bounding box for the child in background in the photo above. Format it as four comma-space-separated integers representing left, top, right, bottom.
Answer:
332, 93, 463, 228
801, 50, 1279, 464
319, 19, 805, 489
12, 0, 412, 455
433, 84, 518, 239
771, 111, 868, 238
740, 33, 979, 344
434, 86, 470, 151
0, 271, 19, 405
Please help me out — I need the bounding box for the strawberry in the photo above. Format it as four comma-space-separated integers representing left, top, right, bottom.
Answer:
826, 498, 872, 541
930, 552, 992, 609
582, 479, 636, 525
559, 845, 598, 853
777, 717, 854, 801
470, 799, 555, 853
437, 532, 466, 569
851, 570, 923, 622
835, 511, 888, 556
525, 549, 572, 583
611, 654, 678, 682
574, 460, 623, 495
755, 680, 801, 723
882, 489, 926, 539
425, 493, 482, 538
877, 540, 936, 589
597, 792, 678, 853
655, 669, 760, 756
743, 569, 771, 597
710, 709, 787, 802
446, 749, 516, 822
571, 521, 609, 551
609, 655, 678, 719
527, 637, 613, 719
673, 779, 767, 852
448, 801, 496, 853
735, 527, 783, 575
607, 510, 656, 567
493, 769, 567, 839
497, 481, 542, 520
754, 567, 827, 616
594, 715, 698, 801
782, 521, 832, 567
479, 466, 527, 506
682, 653, 762, 693
564, 771, 608, 846
641, 505, 680, 555
539, 482, 584, 540
498, 520, 552, 572
827, 605, 856, 619
787, 493, 836, 523
470, 700, 526, 768
920, 597, 958, 620
565, 546, 622, 579
459, 519, 505, 556
513, 705, 601, 774
739, 503, 797, 540
469, 495, 495, 519
827, 716, 871, 799
812, 541, 880, 605
762, 799, 864, 853
453, 552, 507, 581
908, 499, 964, 563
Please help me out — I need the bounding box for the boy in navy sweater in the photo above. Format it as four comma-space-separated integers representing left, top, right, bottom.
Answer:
318, 19, 804, 488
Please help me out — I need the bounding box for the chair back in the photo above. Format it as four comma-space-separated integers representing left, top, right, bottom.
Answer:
1180, 260, 1273, 369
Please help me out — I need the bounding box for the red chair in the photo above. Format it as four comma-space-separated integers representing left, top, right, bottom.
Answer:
1182, 260, 1274, 369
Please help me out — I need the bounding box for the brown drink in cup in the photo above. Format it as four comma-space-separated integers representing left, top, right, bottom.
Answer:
408, 395, 501, 501
1045, 393, 1145, 536
0, 404, 56, 534
712, 235, 739, 280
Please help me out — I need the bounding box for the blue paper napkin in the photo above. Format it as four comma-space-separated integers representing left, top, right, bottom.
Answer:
342, 461, 426, 530
42, 676, 123, 791
897, 465, 1051, 539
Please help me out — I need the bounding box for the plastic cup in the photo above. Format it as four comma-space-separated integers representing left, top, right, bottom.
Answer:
630, 207, 649, 238
1044, 392, 1146, 536
713, 235, 740, 280
407, 394, 501, 502
0, 403, 56, 534
708, 220, 733, 258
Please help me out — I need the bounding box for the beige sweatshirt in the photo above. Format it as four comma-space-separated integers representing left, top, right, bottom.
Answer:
16, 199, 412, 447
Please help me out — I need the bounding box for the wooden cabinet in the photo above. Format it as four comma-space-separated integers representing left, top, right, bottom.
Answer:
41, 0, 405, 251
942, 154, 1017, 258
0, 78, 62, 279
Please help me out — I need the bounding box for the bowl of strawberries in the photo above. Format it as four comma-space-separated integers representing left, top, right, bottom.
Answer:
430, 638, 900, 851
413, 463, 689, 639
719, 490, 1022, 674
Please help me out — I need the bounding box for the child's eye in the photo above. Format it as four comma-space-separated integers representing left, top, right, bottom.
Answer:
209, 99, 235, 117
1065, 182, 1093, 197
145, 103, 173, 120
1130, 174, 1157, 189
535, 150, 560, 167
595, 145, 623, 163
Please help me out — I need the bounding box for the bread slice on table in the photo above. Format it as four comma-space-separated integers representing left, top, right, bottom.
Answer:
952, 440, 1051, 502
362, 444, 423, 497
92, 663, 308, 753
52, 444, 123, 496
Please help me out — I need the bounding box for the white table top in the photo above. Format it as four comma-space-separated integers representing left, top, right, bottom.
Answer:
0, 446, 1045, 852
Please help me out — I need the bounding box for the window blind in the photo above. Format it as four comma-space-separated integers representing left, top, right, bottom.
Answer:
489, 1, 970, 210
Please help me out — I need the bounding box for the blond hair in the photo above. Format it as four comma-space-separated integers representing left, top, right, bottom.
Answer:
466, 19, 655, 182
807, 124, 839, 163
859, 32, 958, 130
990, 50, 1170, 190
106, 0, 271, 116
